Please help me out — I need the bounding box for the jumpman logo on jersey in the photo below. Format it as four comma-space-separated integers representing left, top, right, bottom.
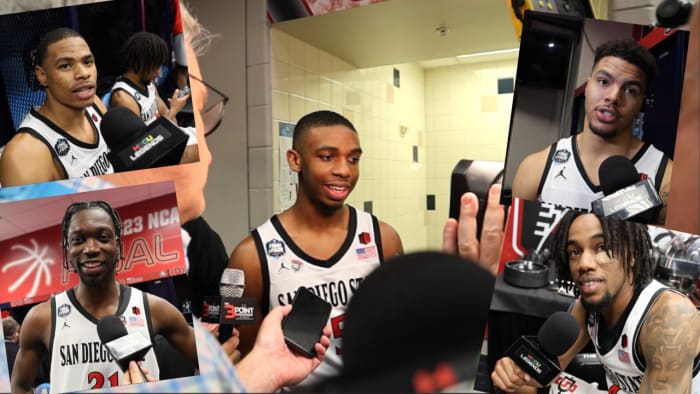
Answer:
555, 166, 567, 180
278, 261, 290, 273
71, 154, 78, 164
62, 320, 70, 329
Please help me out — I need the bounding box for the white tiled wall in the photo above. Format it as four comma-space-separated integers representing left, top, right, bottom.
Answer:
424, 60, 517, 248
270, 28, 517, 252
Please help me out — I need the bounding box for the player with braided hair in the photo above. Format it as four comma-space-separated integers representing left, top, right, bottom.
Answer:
11, 200, 197, 394
60, 200, 123, 272
492, 212, 700, 393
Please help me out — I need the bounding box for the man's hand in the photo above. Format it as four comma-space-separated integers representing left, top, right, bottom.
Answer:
200, 321, 242, 364
120, 361, 156, 385
235, 305, 331, 392
491, 356, 538, 393
443, 183, 506, 275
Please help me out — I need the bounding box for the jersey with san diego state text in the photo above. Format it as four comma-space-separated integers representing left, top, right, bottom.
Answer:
253, 205, 384, 388
49, 285, 159, 394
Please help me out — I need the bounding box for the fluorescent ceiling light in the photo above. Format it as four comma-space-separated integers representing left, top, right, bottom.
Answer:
456, 48, 519, 59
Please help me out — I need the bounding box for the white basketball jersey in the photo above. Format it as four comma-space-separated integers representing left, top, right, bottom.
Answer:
49, 285, 159, 394
17, 105, 113, 179
110, 79, 160, 125
587, 280, 700, 393
538, 136, 668, 211
253, 206, 383, 387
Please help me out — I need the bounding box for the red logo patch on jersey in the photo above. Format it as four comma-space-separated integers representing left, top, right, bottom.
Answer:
92, 113, 99, 122
132, 306, 141, 315
639, 172, 648, 180
622, 334, 628, 348
358, 232, 371, 244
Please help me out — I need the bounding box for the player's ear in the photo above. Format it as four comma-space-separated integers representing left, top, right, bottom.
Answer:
35, 65, 47, 88
287, 149, 301, 173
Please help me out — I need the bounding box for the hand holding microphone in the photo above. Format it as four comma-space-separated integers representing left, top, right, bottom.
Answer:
492, 311, 580, 391
96, 315, 153, 383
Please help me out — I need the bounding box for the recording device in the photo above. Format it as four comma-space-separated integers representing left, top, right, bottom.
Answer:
217, 268, 246, 343
202, 268, 257, 343
101, 106, 188, 172
505, 311, 579, 386
177, 85, 190, 98
96, 315, 152, 381
656, 0, 693, 28
590, 155, 662, 223
449, 159, 504, 240
282, 286, 332, 357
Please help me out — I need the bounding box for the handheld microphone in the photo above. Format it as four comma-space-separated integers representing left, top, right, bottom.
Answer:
590, 155, 662, 223
96, 315, 152, 381
101, 106, 188, 172
218, 268, 245, 342
505, 311, 579, 386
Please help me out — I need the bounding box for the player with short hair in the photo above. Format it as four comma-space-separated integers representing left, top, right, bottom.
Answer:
512, 39, 672, 224
228, 110, 404, 387
0, 28, 114, 187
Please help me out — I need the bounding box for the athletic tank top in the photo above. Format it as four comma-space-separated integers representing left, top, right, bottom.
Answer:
537, 136, 668, 210
253, 206, 384, 387
16, 105, 113, 179
587, 280, 700, 393
49, 285, 159, 394
110, 79, 159, 125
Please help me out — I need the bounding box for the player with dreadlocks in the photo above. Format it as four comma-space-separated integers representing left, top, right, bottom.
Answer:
491, 211, 700, 394
110, 31, 189, 126
11, 200, 197, 394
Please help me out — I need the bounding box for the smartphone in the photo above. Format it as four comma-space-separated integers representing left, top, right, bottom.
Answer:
449, 159, 504, 240
177, 85, 190, 98
282, 286, 332, 357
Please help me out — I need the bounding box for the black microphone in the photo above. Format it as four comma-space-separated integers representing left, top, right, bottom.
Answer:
101, 106, 188, 172
590, 155, 662, 223
96, 315, 152, 381
505, 311, 579, 386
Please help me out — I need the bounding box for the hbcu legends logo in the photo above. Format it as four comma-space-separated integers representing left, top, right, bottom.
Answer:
129, 133, 165, 161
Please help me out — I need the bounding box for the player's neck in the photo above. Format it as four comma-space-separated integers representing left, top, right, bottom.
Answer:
286, 197, 348, 229
39, 97, 89, 134
578, 126, 642, 159
74, 280, 121, 316
599, 281, 635, 330
124, 71, 148, 89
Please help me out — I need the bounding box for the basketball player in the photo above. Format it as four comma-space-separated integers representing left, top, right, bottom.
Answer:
110, 31, 189, 126
10, 201, 197, 394
491, 212, 700, 393
512, 39, 672, 224
0, 27, 113, 187
228, 110, 404, 387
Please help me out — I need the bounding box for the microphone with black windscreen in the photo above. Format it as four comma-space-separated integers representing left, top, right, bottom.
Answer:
96, 315, 152, 381
101, 106, 188, 172
505, 311, 579, 386
590, 155, 662, 223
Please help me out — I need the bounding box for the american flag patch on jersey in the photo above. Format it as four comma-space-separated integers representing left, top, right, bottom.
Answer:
618, 349, 630, 364
356, 246, 377, 260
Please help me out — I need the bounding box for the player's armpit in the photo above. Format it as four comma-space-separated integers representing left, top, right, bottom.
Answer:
11, 301, 51, 394
227, 236, 264, 356
109, 90, 142, 118
638, 291, 700, 394
512, 148, 549, 202
147, 294, 198, 367
378, 220, 403, 260
0, 133, 61, 186
655, 159, 672, 225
